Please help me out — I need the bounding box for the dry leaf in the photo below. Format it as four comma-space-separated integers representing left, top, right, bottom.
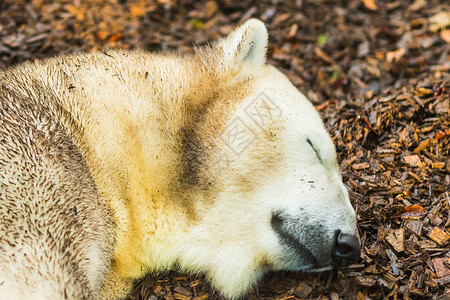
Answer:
414, 87, 434, 98
97, 30, 109, 41
435, 130, 449, 140
314, 100, 336, 111
173, 292, 190, 300
418, 239, 437, 249
204, 1, 218, 19
356, 291, 366, 300
293, 282, 313, 298
393, 205, 425, 218
287, 24, 298, 39
386, 249, 400, 275
413, 139, 429, 153
428, 227, 450, 245
352, 162, 370, 170
429, 12, 450, 32
193, 294, 209, 300
432, 258, 450, 278
386, 229, 405, 252
432, 162, 445, 168
361, 0, 378, 11
408, 171, 423, 182
64, 4, 84, 21
403, 155, 422, 167
354, 277, 377, 287
409, 0, 426, 11
386, 48, 406, 63
108, 33, 123, 42
405, 220, 423, 235
189, 280, 201, 287
130, 4, 146, 17
440, 29, 450, 43
314, 47, 335, 65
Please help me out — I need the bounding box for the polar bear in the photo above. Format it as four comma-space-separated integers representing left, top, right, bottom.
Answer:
0, 19, 359, 300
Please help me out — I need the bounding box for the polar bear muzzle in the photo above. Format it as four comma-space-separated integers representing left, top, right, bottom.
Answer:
271, 211, 360, 270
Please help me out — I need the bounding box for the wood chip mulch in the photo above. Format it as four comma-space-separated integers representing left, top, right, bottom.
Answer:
1, 0, 449, 299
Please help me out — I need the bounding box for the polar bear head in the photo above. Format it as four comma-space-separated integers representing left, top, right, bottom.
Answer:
173, 19, 360, 299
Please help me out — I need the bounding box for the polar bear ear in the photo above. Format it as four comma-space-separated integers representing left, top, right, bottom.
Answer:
218, 19, 268, 67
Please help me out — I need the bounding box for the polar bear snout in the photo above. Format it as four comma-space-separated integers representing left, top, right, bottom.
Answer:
270, 211, 360, 271
331, 230, 361, 267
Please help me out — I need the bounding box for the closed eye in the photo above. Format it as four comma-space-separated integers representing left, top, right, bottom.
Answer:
307, 139, 323, 163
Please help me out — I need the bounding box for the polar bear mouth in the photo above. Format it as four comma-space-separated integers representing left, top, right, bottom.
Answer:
270, 212, 331, 270
270, 212, 360, 272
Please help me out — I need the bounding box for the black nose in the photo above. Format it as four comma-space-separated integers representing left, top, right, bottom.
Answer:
331, 230, 360, 267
